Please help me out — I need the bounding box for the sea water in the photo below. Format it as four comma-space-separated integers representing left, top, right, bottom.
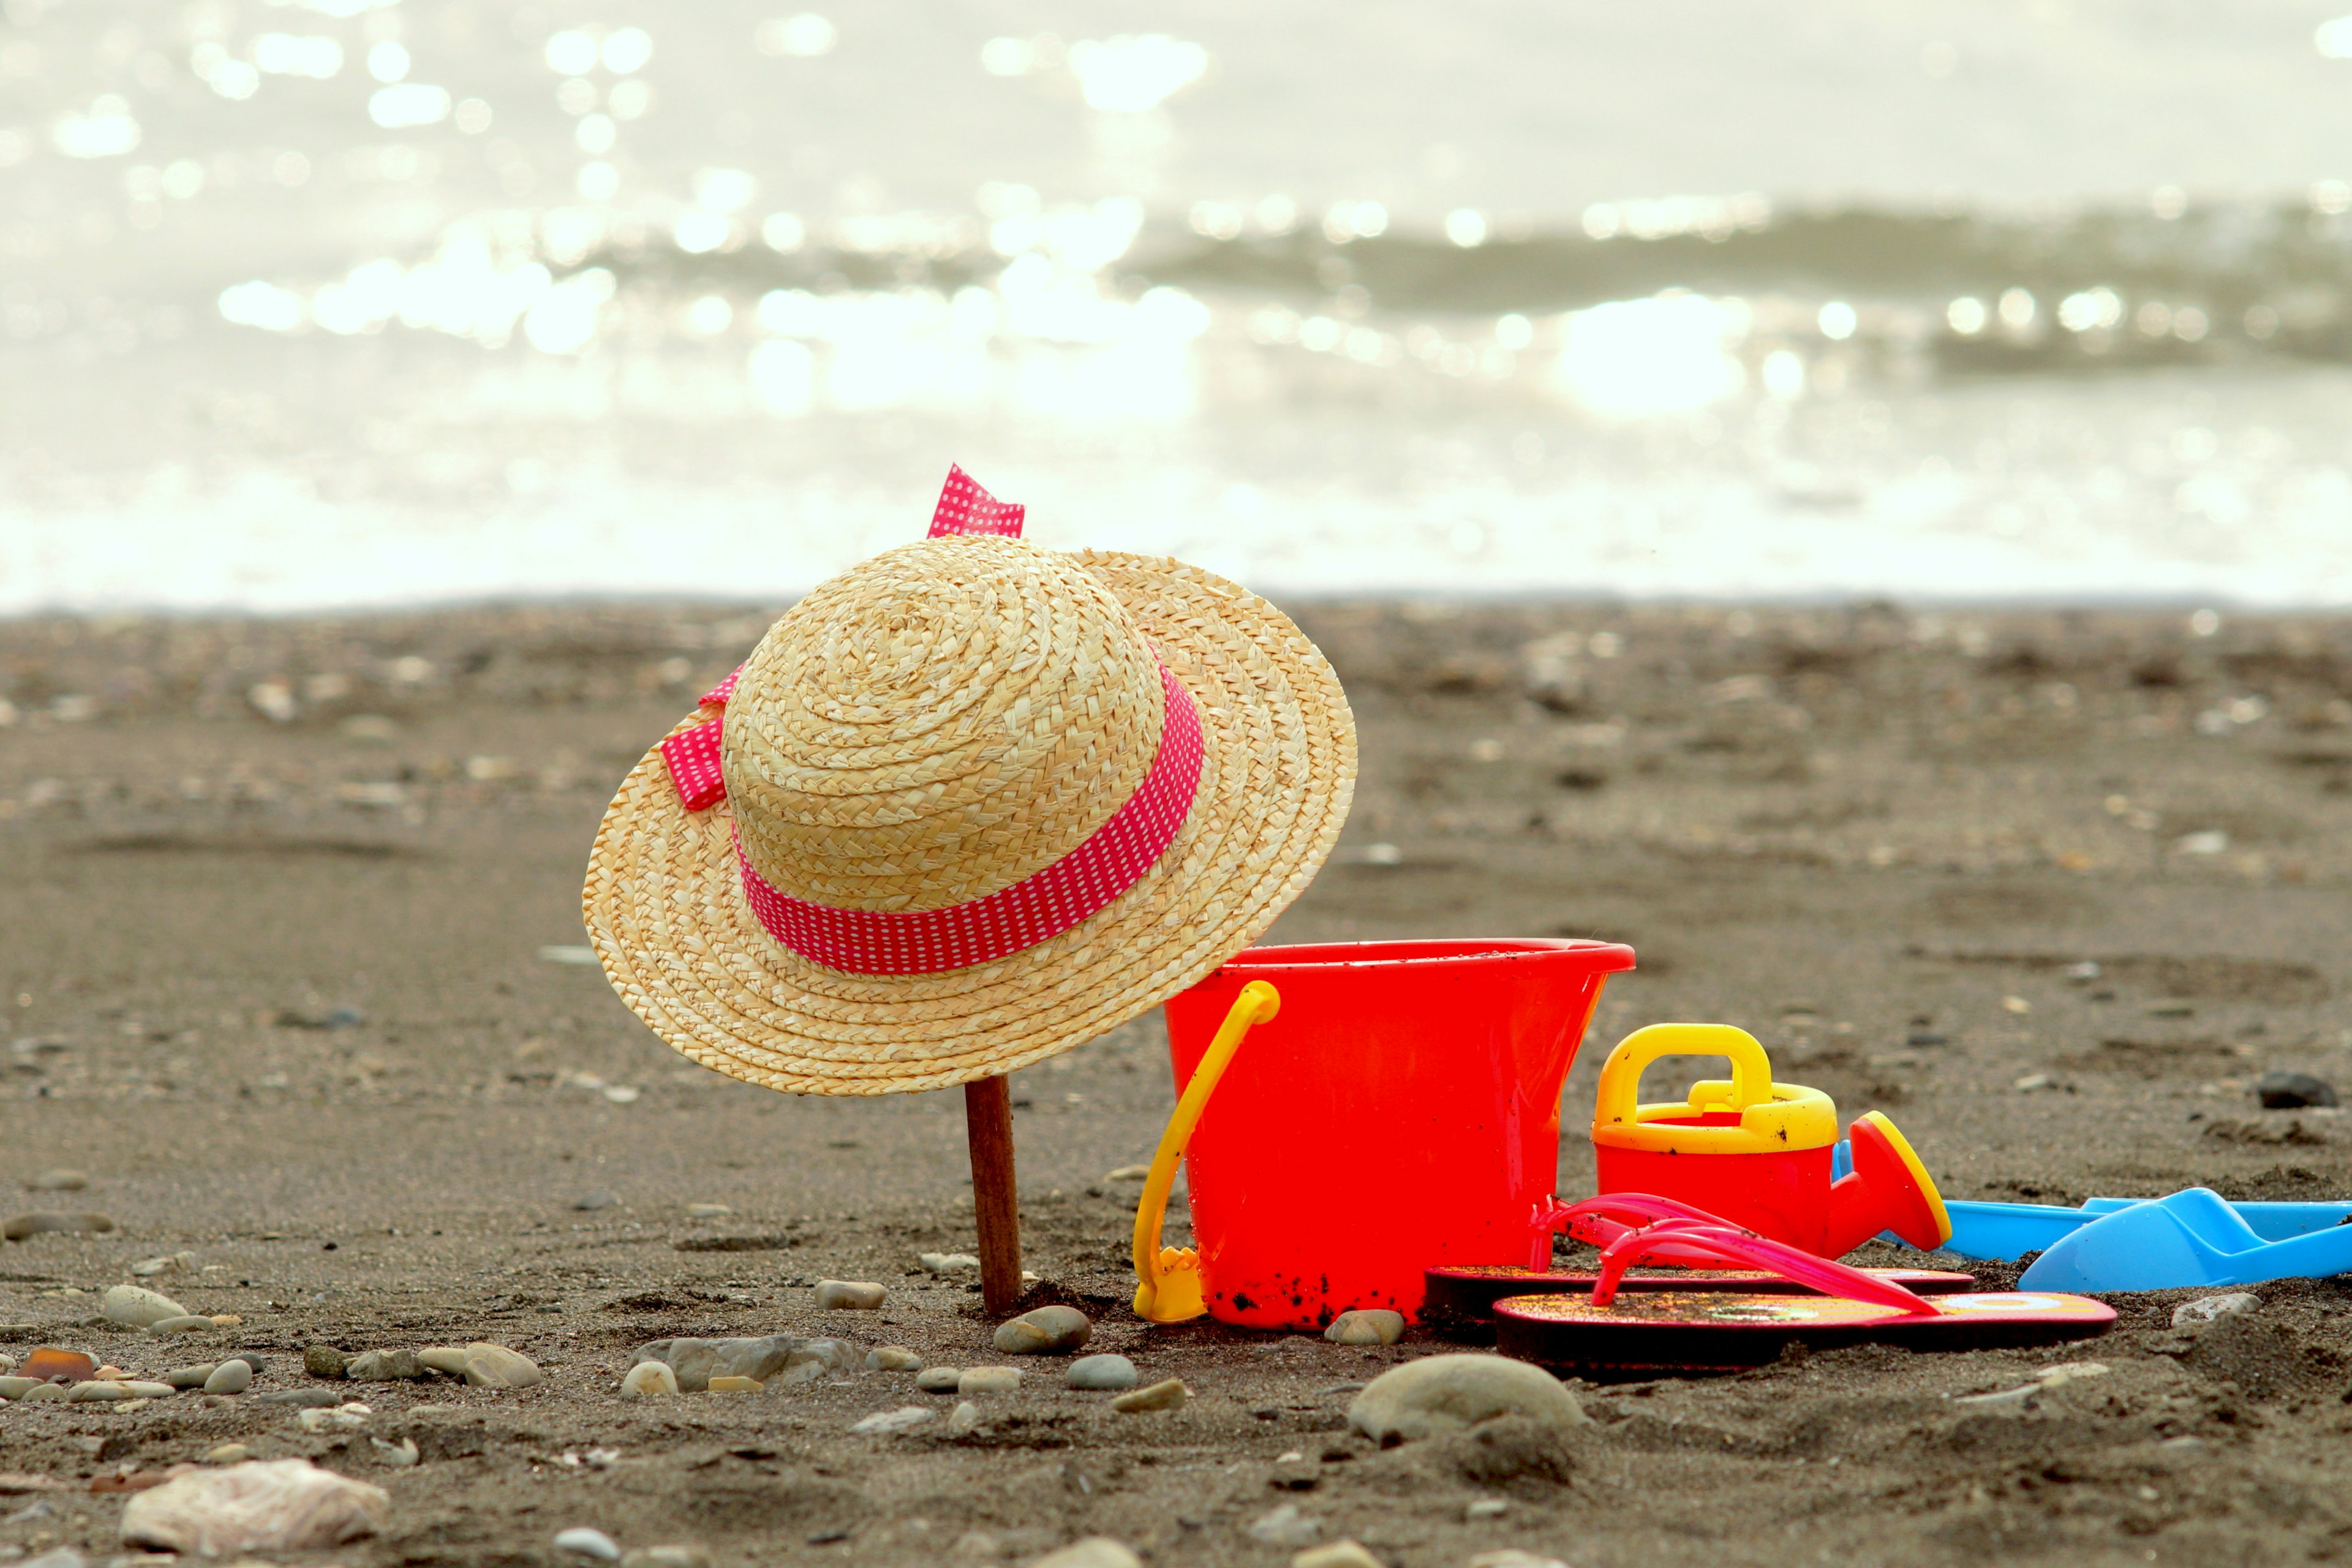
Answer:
5, 0, 2352, 612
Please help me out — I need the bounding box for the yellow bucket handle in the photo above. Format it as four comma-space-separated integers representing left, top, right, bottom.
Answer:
1593, 1022, 1775, 1129
1131, 981, 1281, 1323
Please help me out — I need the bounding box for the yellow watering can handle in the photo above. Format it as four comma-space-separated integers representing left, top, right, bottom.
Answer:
1131, 980, 1280, 1323
1592, 1022, 1774, 1131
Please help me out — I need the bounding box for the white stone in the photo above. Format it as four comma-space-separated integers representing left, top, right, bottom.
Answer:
555, 1527, 621, 1561
958, 1366, 1022, 1395
1347, 1355, 1587, 1444
371, 1438, 420, 1467
119, 1459, 390, 1555
916, 1367, 963, 1393
813, 1280, 886, 1311
851, 1406, 935, 1434
619, 1362, 679, 1399
1028, 1540, 1142, 1568
202, 1361, 252, 1394
461, 1343, 543, 1388
2174, 1292, 2260, 1328
947, 1400, 979, 1435
1294, 1543, 1384, 1568
921, 1253, 981, 1273
1246, 1505, 1322, 1548
102, 1284, 191, 1329
865, 1346, 922, 1371
1466, 1553, 1570, 1568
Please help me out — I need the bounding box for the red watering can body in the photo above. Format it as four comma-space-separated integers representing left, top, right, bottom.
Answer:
1161, 938, 1634, 1330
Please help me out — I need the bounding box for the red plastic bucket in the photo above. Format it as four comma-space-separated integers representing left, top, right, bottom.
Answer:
1162, 938, 1635, 1329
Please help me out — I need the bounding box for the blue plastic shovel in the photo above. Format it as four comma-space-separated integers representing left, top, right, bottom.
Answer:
2016, 1187, 2352, 1292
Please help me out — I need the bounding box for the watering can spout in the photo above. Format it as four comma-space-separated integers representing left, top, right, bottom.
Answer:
1132, 981, 1281, 1323
1823, 1112, 1954, 1255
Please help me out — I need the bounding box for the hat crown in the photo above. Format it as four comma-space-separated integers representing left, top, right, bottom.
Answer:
723, 536, 1167, 913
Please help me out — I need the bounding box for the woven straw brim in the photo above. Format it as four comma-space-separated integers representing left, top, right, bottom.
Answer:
581, 552, 1356, 1095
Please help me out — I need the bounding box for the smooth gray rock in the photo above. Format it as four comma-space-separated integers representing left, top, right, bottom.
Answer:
1348, 1355, 1587, 1444
26, 1170, 88, 1192
1325, 1310, 1406, 1346
1065, 1354, 1138, 1391
851, 1406, 934, 1434
203, 1360, 253, 1395
345, 1349, 426, 1381
915, 1367, 962, 1393
150, 1316, 216, 1336
417, 1347, 470, 1377
102, 1284, 190, 1328
256, 1388, 347, 1408
993, 1305, 1091, 1355
165, 1363, 220, 1390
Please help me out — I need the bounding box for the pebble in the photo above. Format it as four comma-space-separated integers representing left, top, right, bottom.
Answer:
620, 1362, 679, 1399
1464, 1498, 1510, 1521
1464, 1553, 1569, 1568
1324, 1310, 1406, 1347
685, 1204, 731, 1218
67, 1381, 134, 1402
23, 1551, 84, 1568
620, 1548, 710, 1568
345, 1349, 426, 1381
707, 1375, 761, 1393
205, 1444, 249, 1464
26, 1168, 87, 1191
0, 1351, 11, 1372
919, 1253, 980, 1273
102, 1284, 192, 1328
1104, 1165, 1151, 1183
555, 1528, 622, 1561
0, 1376, 39, 1400
121, 1458, 390, 1555
23, 1348, 92, 1381
813, 1280, 886, 1311
203, 1360, 252, 1394
121, 1380, 174, 1397
224, 1351, 267, 1373
1031, 1541, 1142, 1568
1348, 1355, 1588, 1444
256, 1388, 349, 1408
371, 1438, 420, 1467
959, 1366, 1022, 1395
633, 1335, 837, 1392
304, 1344, 350, 1379
1, 1210, 113, 1240
916, 1367, 963, 1393
994, 1305, 1091, 1355
947, 1400, 979, 1436
2257, 1071, 2339, 1110
418, 1347, 472, 1377
865, 1346, 922, 1371
459, 1342, 544, 1389
573, 1191, 622, 1212
298, 1402, 375, 1433
1294, 1543, 1384, 1568
2174, 1292, 2261, 1327
151, 1316, 217, 1336
1247, 1504, 1324, 1548
851, 1406, 934, 1434
18, 1382, 67, 1402
1065, 1354, 1138, 1391
132, 1251, 197, 1276
1111, 1378, 1189, 1414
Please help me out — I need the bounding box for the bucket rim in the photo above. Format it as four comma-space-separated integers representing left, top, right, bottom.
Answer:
1205, 936, 1637, 976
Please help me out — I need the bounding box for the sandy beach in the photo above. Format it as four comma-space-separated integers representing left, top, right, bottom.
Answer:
6, 598, 2352, 1567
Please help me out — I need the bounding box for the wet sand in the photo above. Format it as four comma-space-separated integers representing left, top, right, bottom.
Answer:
5, 600, 2352, 1567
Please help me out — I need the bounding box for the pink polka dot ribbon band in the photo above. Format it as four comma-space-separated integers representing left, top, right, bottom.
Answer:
927, 463, 1025, 537
654, 465, 1208, 975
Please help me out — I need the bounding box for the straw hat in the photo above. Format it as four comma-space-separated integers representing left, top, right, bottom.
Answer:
582, 469, 1356, 1095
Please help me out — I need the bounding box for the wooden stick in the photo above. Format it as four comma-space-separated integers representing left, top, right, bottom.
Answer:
963, 1074, 1022, 1316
